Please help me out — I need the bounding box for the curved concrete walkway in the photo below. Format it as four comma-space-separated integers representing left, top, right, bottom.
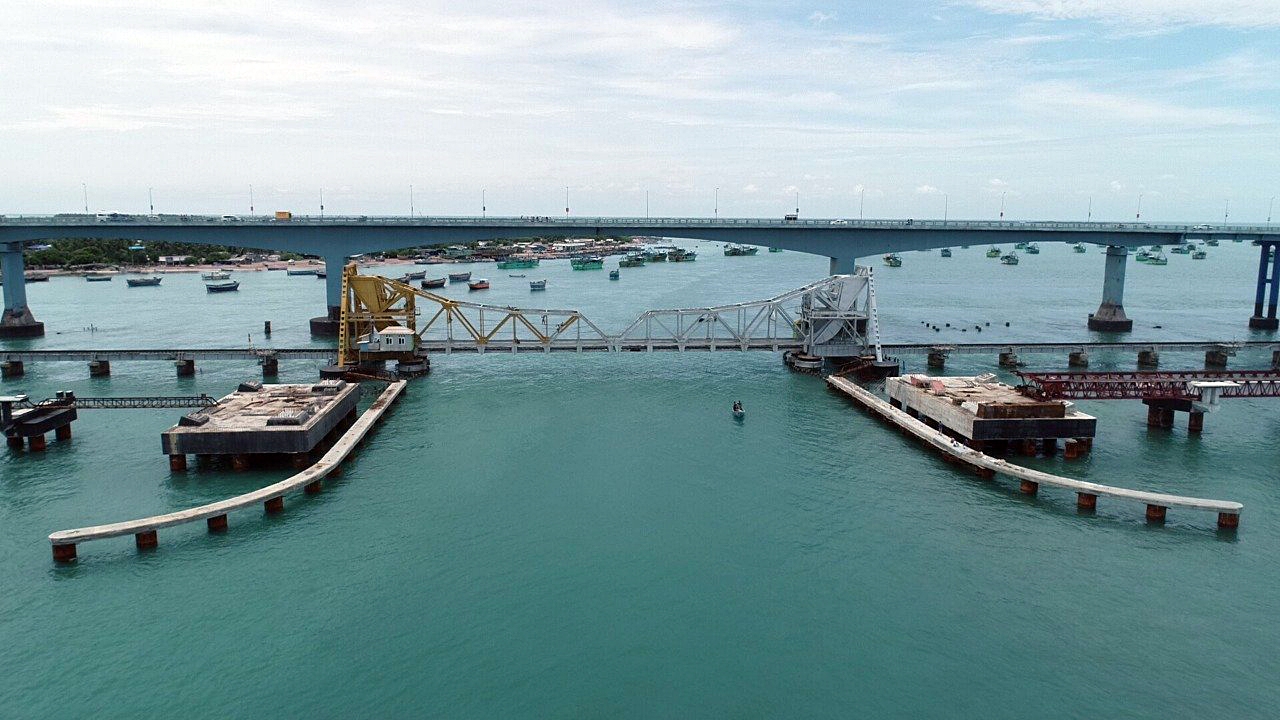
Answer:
827, 376, 1242, 529
49, 381, 407, 561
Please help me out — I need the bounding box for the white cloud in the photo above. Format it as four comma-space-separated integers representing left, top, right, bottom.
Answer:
988, 178, 1007, 187
915, 184, 941, 194
964, 0, 1280, 29
1110, 180, 1125, 192
809, 11, 836, 24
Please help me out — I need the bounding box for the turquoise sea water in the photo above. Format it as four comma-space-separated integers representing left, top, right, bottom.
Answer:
3, 240, 1279, 717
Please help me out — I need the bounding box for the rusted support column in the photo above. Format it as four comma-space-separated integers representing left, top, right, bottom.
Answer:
1, 360, 23, 378
1273, 349, 1280, 370
231, 454, 250, 471
264, 496, 284, 513
1160, 408, 1175, 428
55, 424, 72, 441
1068, 351, 1089, 368
169, 454, 187, 471
1076, 492, 1097, 511
974, 465, 995, 480
175, 358, 195, 377
1064, 439, 1081, 459
1018, 439, 1038, 456
1019, 479, 1038, 495
927, 349, 948, 369
88, 359, 111, 377
1041, 438, 1057, 456
1217, 512, 1240, 530
1137, 349, 1159, 368
1147, 405, 1163, 427
304, 479, 323, 494
264, 320, 272, 337
1204, 349, 1230, 369
998, 351, 1019, 368
328, 464, 343, 479
291, 452, 311, 469
1188, 411, 1205, 433
261, 355, 279, 378
7, 435, 23, 450
207, 514, 228, 532
52, 543, 77, 563
1145, 504, 1167, 523
135, 530, 158, 549
28, 434, 46, 451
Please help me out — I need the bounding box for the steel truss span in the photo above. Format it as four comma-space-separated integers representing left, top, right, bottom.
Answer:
1017, 370, 1280, 401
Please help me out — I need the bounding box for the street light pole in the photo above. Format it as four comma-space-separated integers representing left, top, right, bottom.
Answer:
1224, 199, 1229, 223
1087, 196, 1092, 221
714, 187, 719, 219
482, 188, 486, 219
1136, 193, 1142, 220
943, 194, 949, 222
565, 186, 569, 217
249, 184, 254, 215
409, 184, 414, 217
859, 187, 865, 220
999, 191, 1006, 219
148, 187, 154, 214
1269, 196, 1274, 225
645, 190, 649, 219
82, 182, 88, 213
319, 188, 325, 218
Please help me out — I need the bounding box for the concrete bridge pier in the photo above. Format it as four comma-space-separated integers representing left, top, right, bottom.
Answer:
829, 257, 856, 275
0, 242, 45, 339
1087, 245, 1133, 332
309, 254, 346, 337
1248, 241, 1280, 330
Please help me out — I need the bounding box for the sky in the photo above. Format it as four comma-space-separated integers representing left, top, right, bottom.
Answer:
3, 0, 1279, 221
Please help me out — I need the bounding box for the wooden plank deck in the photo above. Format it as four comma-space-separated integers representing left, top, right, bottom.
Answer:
48, 381, 407, 560
827, 376, 1243, 528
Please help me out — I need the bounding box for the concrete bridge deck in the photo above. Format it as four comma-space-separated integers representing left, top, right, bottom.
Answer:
47, 380, 406, 562
827, 376, 1242, 529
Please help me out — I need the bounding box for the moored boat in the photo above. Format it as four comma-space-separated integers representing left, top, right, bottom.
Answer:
1206, 238, 1220, 246
23, 272, 51, 282
768, 247, 783, 253
724, 244, 759, 256
85, 273, 113, 282
643, 249, 668, 262
940, 248, 952, 257
1014, 242, 1028, 250
496, 257, 539, 270
571, 257, 604, 270
668, 247, 696, 262
1192, 249, 1208, 259
449, 271, 472, 282
1025, 243, 1040, 254
1000, 252, 1019, 265
286, 267, 317, 276
201, 270, 232, 281
618, 254, 645, 268
883, 253, 902, 267
986, 246, 1001, 258
401, 270, 426, 280
529, 279, 547, 291
126, 276, 162, 287
1073, 243, 1087, 253
1170, 244, 1191, 254
608, 269, 620, 280
205, 280, 240, 292
1147, 251, 1168, 265
421, 277, 446, 289
468, 278, 490, 290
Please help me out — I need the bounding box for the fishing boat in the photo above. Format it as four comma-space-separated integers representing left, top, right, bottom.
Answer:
608, 269, 620, 280
421, 277, 446, 289
315, 269, 326, 278
508, 274, 527, 278
468, 278, 490, 290
732, 401, 745, 419
401, 270, 426, 280
1014, 242, 1028, 250
618, 254, 645, 268
571, 257, 604, 270
1025, 243, 1040, 254
940, 248, 952, 257
883, 253, 903, 267
1073, 243, 1087, 253
286, 267, 317, 276
724, 244, 759, 256
1147, 251, 1168, 265
495, 256, 539, 270
201, 270, 231, 281
23, 272, 50, 282
668, 247, 696, 262
85, 273, 113, 282
529, 279, 547, 291
1135, 249, 1152, 262
1206, 238, 1220, 246
1192, 249, 1208, 260
768, 247, 782, 253
448, 271, 472, 282
205, 280, 240, 292
986, 246, 1001, 258
643, 249, 668, 262
126, 276, 162, 287
1000, 252, 1019, 265
1170, 244, 1191, 255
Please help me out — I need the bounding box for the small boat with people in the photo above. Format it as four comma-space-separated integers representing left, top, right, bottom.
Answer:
529, 279, 547, 291
202, 270, 232, 281
608, 269, 620, 280
126, 276, 162, 287
1000, 252, 1020, 265
205, 279, 240, 293
883, 253, 903, 267
940, 248, 952, 257
724, 244, 759, 256
449, 271, 472, 283
732, 401, 745, 420
468, 278, 490, 290
571, 257, 605, 270
986, 246, 1001, 258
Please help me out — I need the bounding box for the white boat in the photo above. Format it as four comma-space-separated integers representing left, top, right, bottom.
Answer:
286, 267, 318, 276
529, 279, 547, 291
201, 270, 232, 281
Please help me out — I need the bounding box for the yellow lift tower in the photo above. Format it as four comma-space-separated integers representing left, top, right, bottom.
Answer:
337, 262, 430, 376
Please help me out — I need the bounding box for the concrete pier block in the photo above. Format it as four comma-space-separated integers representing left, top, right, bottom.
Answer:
261, 356, 279, 378
1068, 351, 1089, 368
927, 350, 947, 369
1019, 479, 1038, 495
7, 435, 23, 450
1217, 512, 1240, 530
169, 454, 187, 471
1, 360, 24, 378
264, 320, 272, 337
1041, 438, 1058, 456
55, 424, 72, 441
88, 359, 110, 377
52, 540, 76, 563
1017, 439, 1038, 457
1188, 411, 1205, 433
1273, 350, 1280, 369
1137, 349, 1159, 368
231, 454, 250, 471
1064, 439, 1081, 459
264, 496, 284, 514
998, 351, 1019, 368
207, 514, 228, 532
1077, 492, 1097, 511
1249, 315, 1279, 330
1205, 350, 1230, 369
304, 479, 323, 494
1146, 504, 1167, 523
135, 530, 158, 549
175, 359, 195, 377
1160, 408, 1175, 428
28, 434, 46, 451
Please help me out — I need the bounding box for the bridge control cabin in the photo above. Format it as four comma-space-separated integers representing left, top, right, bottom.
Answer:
356, 325, 418, 359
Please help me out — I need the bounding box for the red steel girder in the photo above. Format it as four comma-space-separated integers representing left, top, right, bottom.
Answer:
1017, 370, 1280, 401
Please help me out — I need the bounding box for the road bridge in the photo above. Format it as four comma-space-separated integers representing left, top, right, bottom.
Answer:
4, 213, 1280, 338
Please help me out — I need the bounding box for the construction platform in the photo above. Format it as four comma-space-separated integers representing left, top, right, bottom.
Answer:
887, 374, 1096, 452
161, 380, 361, 468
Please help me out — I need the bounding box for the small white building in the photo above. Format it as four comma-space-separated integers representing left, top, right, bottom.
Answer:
357, 325, 417, 354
